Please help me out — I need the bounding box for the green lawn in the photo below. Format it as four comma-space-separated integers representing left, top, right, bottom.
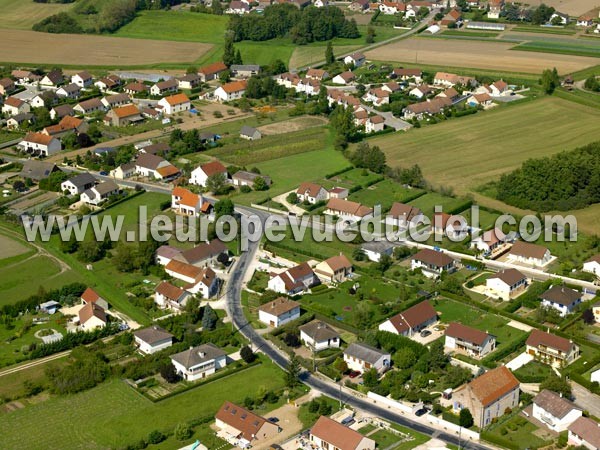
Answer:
389, 423, 431, 450
349, 179, 425, 211
320, 168, 381, 190
408, 192, 471, 217
484, 414, 551, 450
512, 360, 553, 382
0, 358, 285, 449
510, 26, 576, 35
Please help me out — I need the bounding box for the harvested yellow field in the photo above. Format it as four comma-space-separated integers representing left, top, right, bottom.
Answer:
0, 0, 74, 30
526, 0, 597, 16
365, 37, 599, 74
0, 29, 212, 66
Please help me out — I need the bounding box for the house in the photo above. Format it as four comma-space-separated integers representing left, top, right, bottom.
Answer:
433, 72, 477, 88
411, 249, 456, 278
310, 416, 376, 450
378, 300, 438, 337
95, 75, 121, 91
385, 202, 424, 229
487, 0, 504, 19
332, 71, 356, 85
300, 321, 340, 351
363, 88, 390, 106
568, 417, 600, 449
17, 132, 61, 157
110, 162, 136, 180
532, 389, 582, 433
81, 287, 110, 310
155, 245, 182, 266
540, 285, 582, 317
258, 297, 301, 327
71, 71, 93, 88
306, 68, 329, 80
432, 212, 466, 237
486, 269, 528, 300
226, 0, 251, 14
56, 83, 81, 99
170, 343, 227, 381
73, 98, 105, 115
343, 342, 391, 373
30, 91, 57, 108
344, 52, 366, 68
6, 113, 34, 130
171, 186, 203, 217
42, 116, 88, 139
296, 182, 329, 204
61, 172, 96, 195
361, 241, 394, 262
328, 187, 349, 199
508, 241, 552, 266
50, 104, 75, 121
230, 65, 260, 78
526, 329, 579, 368
199, 61, 228, 82
593, 303, 600, 323
172, 239, 228, 267
445, 322, 496, 358
314, 254, 353, 283
124, 82, 149, 96
391, 68, 423, 83
348, 0, 370, 11
151, 79, 178, 96
154, 281, 190, 309
268, 262, 318, 295
190, 160, 228, 187
438, 87, 460, 102
363, 115, 384, 133
324, 198, 373, 222
380, 1, 401, 14
80, 180, 119, 205
40, 69, 64, 87
240, 126, 261, 140
452, 366, 519, 428
20, 160, 61, 181
76, 303, 107, 332
101, 93, 131, 109
0, 77, 15, 95
11, 70, 38, 84
232, 171, 271, 188
409, 85, 434, 99
2, 97, 30, 116
39, 300, 61, 315
467, 93, 493, 107
165, 258, 206, 284
441, 8, 463, 26
402, 97, 452, 120
471, 227, 506, 253
382, 82, 401, 94
215, 401, 280, 445
577, 12, 596, 27
178, 73, 201, 90
138, 142, 171, 156
214, 80, 247, 102
490, 80, 509, 96
583, 255, 600, 277
550, 11, 569, 25
104, 104, 143, 127
135, 153, 180, 180
158, 93, 191, 115
133, 326, 174, 355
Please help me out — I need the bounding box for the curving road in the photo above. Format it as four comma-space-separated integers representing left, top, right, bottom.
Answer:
226, 208, 493, 450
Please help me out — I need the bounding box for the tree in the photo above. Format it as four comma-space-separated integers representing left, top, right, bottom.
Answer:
366, 26, 375, 44
233, 49, 243, 65
540, 67, 559, 94
223, 32, 236, 66
160, 363, 180, 383
459, 408, 474, 428
253, 176, 268, 191
584, 75, 600, 92
284, 352, 301, 388
12, 180, 25, 192
174, 423, 192, 441
375, 253, 392, 274
350, 142, 387, 174
325, 41, 335, 65
333, 357, 348, 373
206, 172, 229, 195
352, 247, 366, 262
240, 345, 256, 363
201, 305, 218, 331
212, 0, 223, 15
582, 308, 595, 325
214, 198, 235, 219
362, 368, 379, 388
60, 235, 79, 254
394, 347, 417, 369
286, 192, 299, 204
113, 243, 136, 272
77, 240, 103, 263
540, 374, 572, 398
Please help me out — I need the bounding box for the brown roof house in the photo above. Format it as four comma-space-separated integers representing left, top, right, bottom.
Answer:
540, 285, 582, 317
471, 227, 507, 254
158, 93, 191, 115
165, 261, 219, 298
378, 300, 438, 337
190, 160, 228, 187
172, 239, 228, 268
526, 329, 579, 368
104, 104, 143, 127
171, 343, 227, 381
411, 248, 456, 278
258, 297, 301, 328
300, 320, 340, 351
17, 132, 61, 157
215, 401, 280, 445
267, 262, 318, 295
154, 281, 190, 310
532, 389, 582, 433
385, 202, 424, 230
199, 61, 228, 82
343, 342, 391, 373
81, 287, 109, 310
325, 198, 373, 222
76, 303, 107, 332
150, 78, 179, 96
310, 416, 375, 450
452, 366, 520, 428
508, 241, 552, 267
296, 182, 329, 204
133, 326, 174, 355
486, 269, 528, 301
171, 186, 204, 218
444, 322, 496, 359
80, 180, 119, 206
568, 417, 600, 449
135, 153, 180, 181
314, 254, 353, 283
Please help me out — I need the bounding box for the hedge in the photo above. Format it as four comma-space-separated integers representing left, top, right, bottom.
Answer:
325, 166, 354, 179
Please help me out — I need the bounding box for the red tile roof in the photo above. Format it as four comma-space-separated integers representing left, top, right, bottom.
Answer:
446, 322, 490, 346
81, 287, 101, 304
526, 329, 574, 353
311, 416, 372, 450
215, 401, 271, 441
385, 300, 437, 334
467, 366, 519, 406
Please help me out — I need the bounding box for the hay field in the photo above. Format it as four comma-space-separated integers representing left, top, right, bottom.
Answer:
0, 29, 211, 66
0, 234, 29, 260
0, 0, 74, 30
365, 37, 599, 74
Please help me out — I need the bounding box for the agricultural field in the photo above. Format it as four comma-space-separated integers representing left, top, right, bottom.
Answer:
365, 37, 599, 73
0, 0, 74, 30
511, 36, 600, 58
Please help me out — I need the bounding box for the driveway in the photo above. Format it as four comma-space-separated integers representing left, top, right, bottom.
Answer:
505, 352, 533, 371
273, 190, 305, 216
572, 382, 600, 418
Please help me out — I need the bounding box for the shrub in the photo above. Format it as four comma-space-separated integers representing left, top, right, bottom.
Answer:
174, 423, 192, 441
147, 430, 166, 445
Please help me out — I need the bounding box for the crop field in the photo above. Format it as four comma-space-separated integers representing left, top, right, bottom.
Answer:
0, 29, 210, 67
524, 0, 595, 15
510, 26, 577, 35
510, 36, 600, 58
364, 37, 599, 73
0, 0, 73, 30
0, 360, 285, 449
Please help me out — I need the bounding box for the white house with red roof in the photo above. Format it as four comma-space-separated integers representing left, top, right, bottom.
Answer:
490, 80, 510, 96
214, 80, 247, 102
2, 97, 31, 116
296, 182, 329, 204
158, 93, 191, 115
486, 269, 528, 300
378, 300, 438, 337
310, 416, 375, 450
17, 132, 61, 157
268, 262, 318, 295
75, 303, 107, 332
411, 248, 456, 278
471, 227, 507, 253
190, 160, 229, 187
215, 401, 280, 445
81, 287, 109, 310
171, 186, 204, 217
445, 322, 496, 358
583, 255, 600, 277
258, 297, 301, 327
324, 198, 373, 222
154, 281, 190, 309
526, 329, 580, 368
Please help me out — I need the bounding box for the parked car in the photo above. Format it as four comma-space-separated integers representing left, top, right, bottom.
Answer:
420, 330, 432, 337
348, 370, 361, 379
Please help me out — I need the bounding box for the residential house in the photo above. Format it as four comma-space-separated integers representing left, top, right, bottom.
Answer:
365, 115, 385, 133
165, 258, 209, 284
306, 68, 329, 80
438, 87, 460, 102
0, 77, 15, 95
214, 80, 247, 102
486, 269, 528, 300
170, 343, 227, 381
385, 202, 424, 229
151, 79, 178, 96
40, 69, 64, 87
56, 83, 81, 99
300, 321, 340, 351
268, 262, 318, 295
324, 198, 373, 222
328, 187, 349, 199
532, 389, 582, 433
310, 416, 376, 450
50, 104, 74, 121
583, 255, 600, 277
314, 254, 353, 283
378, 300, 438, 337
30, 91, 57, 108
101, 93, 131, 109
577, 12, 596, 27
73, 98, 105, 116
409, 84, 434, 99
17, 132, 61, 156
391, 68, 423, 83
445, 322, 496, 358
134, 326, 174, 355
490, 80, 509, 96
2, 97, 30, 116
138, 142, 171, 156
135, 153, 180, 180
199, 61, 228, 82
232, 171, 271, 188
593, 303, 600, 323
411, 249, 456, 278
71, 71, 93, 88
20, 160, 61, 181
550, 11, 569, 25
332, 71, 356, 85
6, 113, 34, 130
452, 366, 520, 428
380, 1, 401, 14
81, 287, 110, 310
508, 241, 552, 266
526, 329, 579, 368
343, 342, 391, 373
240, 126, 262, 140
158, 93, 191, 115
124, 82, 149, 96
95, 75, 121, 91
540, 285, 582, 317
42, 116, 88, 139
471, 227, 507, 253
226, 1, 251, 14
296, 182, 329, 204
441, 8, 463, 26
76, 303, 107, 332
230, 65, 260, 78
154, 281, 190, 309
215, 401, 280, 445
61, 172, 96, 195
80, 180, 119, 205
178, 73, 201, 90
104, 104, 143, 127
467, 93, 493, 107
568, 417, 600, 449
348, 0, 370, 11
402, 97, 452, 120
487, 0, 504, 18
171, 186, 204, 217
361, 241, 394, 262
190, 160, 228, 187
363, 88, 389, 106
11, 70, 38, 84
434, 72, 477, 88
381, 82, 402, 94
110, 162, 136, 180
155, 245, 182, 266
344, 52, 366, 68
172, 239, 228, 268
258, 297, 301, 327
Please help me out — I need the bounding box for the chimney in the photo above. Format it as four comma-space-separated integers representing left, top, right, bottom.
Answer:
199, 351, 206, 358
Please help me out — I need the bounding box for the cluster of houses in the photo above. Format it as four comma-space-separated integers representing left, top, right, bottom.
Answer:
60, 172, 119, 206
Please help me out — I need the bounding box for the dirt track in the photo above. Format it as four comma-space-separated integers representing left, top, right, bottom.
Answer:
365, 37, 599, 74
0, 29, 211, 66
